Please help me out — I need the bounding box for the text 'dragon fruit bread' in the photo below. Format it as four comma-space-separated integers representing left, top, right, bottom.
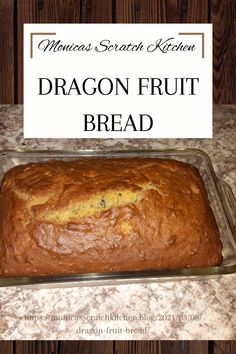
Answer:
0, 158, 223, 277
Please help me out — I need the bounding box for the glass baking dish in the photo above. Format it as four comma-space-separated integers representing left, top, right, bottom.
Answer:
0, 148, 235, 288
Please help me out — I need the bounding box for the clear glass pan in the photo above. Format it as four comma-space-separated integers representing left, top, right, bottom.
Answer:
0, 148, 235, 288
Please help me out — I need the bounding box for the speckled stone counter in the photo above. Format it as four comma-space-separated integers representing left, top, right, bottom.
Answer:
0, 105, 235, 340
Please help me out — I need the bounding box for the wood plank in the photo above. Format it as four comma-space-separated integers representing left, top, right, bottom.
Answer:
80, 0, 112, 23
16, 0, 36, 104
78, 341, 113, 354
161, 341, 209, 354
115, 0, 208, 23
178, 0, 208, 23
15, 341, 35, 354
213, 341, 236, 354
161, 341, 186, 354
187, 341, 209, 354
114, 341, 159, 354
15, 341, 59, 354
115, 0, 164, 23
34, 0, 81, 23
0, 0, 14, 103
0, 342, 13, 354
211, 0, 236, 103
59, 341, 79, 354
17, 0, 81, 103
161, 0, 179, 23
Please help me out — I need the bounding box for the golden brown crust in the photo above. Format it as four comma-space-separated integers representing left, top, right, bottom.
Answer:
0, 158, 223, 277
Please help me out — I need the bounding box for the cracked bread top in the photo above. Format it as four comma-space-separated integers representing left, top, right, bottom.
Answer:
0, 158, 223, 276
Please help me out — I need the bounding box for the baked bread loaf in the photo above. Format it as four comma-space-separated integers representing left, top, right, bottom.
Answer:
0, 158, 223, 277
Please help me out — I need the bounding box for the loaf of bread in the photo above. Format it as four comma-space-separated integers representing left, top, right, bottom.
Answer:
0, 158, 223, 277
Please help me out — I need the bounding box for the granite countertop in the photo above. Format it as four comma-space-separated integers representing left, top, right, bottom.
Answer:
0, 105, 235, 340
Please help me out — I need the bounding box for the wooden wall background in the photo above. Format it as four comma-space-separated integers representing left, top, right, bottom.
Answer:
0, 0, 235, 104
0, 340, 236, 354
0, 0, 235, 352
